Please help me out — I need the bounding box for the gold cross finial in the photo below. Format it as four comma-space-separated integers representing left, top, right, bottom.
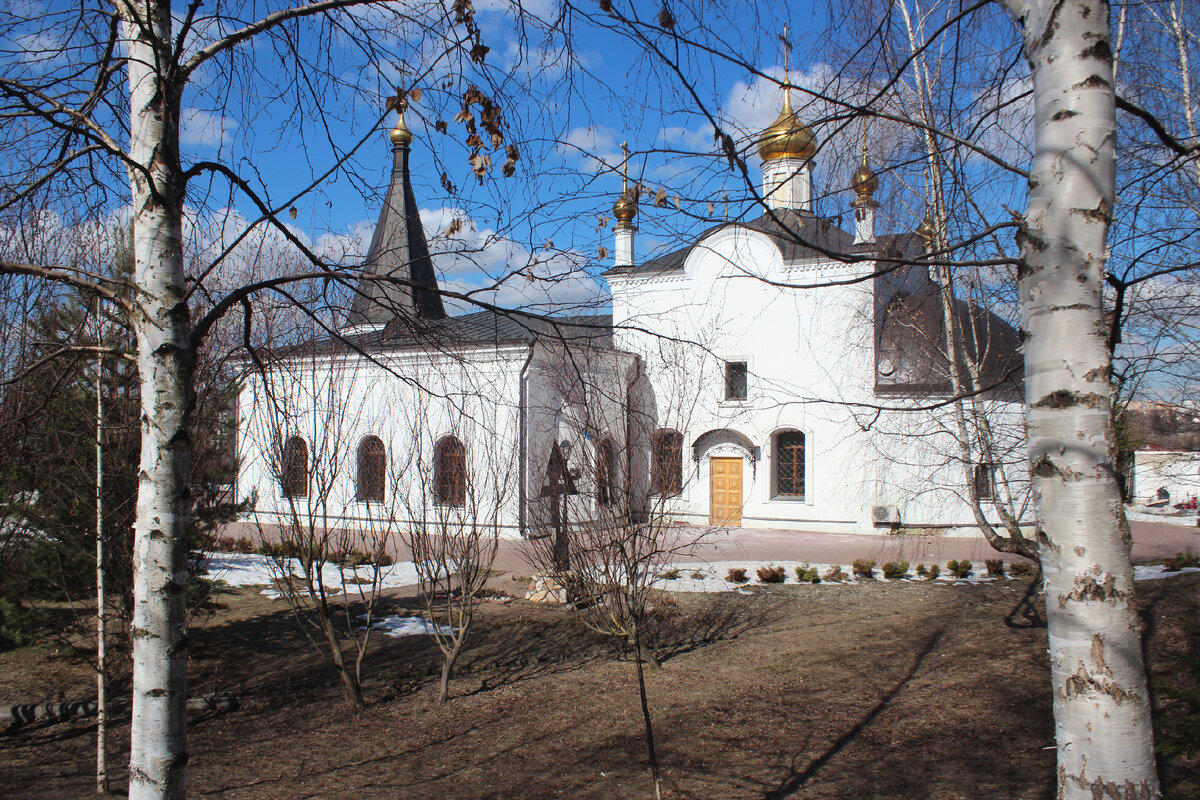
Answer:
780, 23, 791, 87
620, 141, 630, 193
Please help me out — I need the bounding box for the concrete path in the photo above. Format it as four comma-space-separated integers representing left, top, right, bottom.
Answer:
486, 518, 1200, 572
224, 516, 1200, 573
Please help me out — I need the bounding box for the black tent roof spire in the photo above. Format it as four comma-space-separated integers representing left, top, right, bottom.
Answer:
345, 109, 446, 329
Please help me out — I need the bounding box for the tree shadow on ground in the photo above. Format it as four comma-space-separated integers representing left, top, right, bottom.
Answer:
1004, 570, 1045, 629
649, 592, 787, 663
761, 628, 947, 799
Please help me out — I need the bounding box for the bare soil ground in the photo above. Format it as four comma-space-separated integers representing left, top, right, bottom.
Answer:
1, 571, 1197, 799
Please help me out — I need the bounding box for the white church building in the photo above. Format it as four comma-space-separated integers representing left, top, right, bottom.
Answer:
236, 91, 1026, 539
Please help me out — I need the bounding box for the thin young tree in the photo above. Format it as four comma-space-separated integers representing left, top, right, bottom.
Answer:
524, 336, 705, 800
391, 380, 517, 703
244, 339, 394, 712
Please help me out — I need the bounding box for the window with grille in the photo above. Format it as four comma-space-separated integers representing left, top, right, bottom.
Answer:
725, 361, 748, 401
974, 462, 994, 501
281, 436, 308, 498
596, 436, 618, 506
357, 436, 386, 502
651, 429, 683, 496
434, 436, 467, 507
774, 431, 805, 499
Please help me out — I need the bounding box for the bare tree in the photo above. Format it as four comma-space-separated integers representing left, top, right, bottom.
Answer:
389, 383, 517, 703
244, 340, 395, 712
524, 337, 704, 800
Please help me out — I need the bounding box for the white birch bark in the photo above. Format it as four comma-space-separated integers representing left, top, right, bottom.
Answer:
95, 311, 107, 795
122, 4, 192, 798
1006, 0, 1161, 796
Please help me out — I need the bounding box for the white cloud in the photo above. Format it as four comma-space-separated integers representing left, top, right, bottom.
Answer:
180, 107, 239, 149
11, 31, 68, 67
556, 125, 624, 175
421, 205, 607, 314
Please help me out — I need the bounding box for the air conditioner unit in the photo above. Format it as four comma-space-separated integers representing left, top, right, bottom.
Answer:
871, 505, 901, 526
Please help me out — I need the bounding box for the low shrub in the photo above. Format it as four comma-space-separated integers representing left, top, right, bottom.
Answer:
928, 563, 941, 579
659, 568, 680, 581
212, 535, 256, 554
340, 549, 370, 568
985, 559, 1005, 577
726, 567, 748, 584
689, 571, 705, 580
823, 565, 846, 583
882, 560, 910, 580
947, 559, 973, 578
1163, 551, 1200, 571
794, 564, 809, 581
1009, 561, 1033, 577
852, 559, 876, 579
915, 563, 928, 578
757, 565, 786, 583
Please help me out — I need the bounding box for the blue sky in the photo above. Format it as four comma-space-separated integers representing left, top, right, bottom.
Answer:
6, 1, 1000, 314
164, 1, 864, 312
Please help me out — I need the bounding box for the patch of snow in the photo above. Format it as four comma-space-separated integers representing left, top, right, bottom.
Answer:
650, 560, 1015, 593
1126, 507, 1200, 527
1133, 565, 1200, 581
361, 615, 453, 638
196, 551, 421, 598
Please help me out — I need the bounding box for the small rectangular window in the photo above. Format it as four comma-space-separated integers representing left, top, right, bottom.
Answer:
724, 361, 748, 401
974, 462, 994, 501
652, 430, 683, 496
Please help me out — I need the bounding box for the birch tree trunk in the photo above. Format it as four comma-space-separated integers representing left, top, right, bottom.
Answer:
122, 5, 193, 798
95, 309, 107, 795
1007, 0, 1161, 796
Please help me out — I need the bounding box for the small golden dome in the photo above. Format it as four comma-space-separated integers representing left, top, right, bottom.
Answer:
613, 190, 637, 223
757, 91, 817, 162
389, 112, 413, 146
851, 150, 878, 200
916, 212, 936, 247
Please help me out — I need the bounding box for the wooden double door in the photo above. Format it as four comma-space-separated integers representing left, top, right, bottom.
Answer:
709, 457, 743, 526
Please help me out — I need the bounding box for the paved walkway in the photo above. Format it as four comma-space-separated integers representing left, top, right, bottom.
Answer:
225, 516, 1200, 573
487, 518, 1200, 572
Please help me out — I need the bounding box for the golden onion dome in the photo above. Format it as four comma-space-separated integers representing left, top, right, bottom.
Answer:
389, 111, 413, 146
757, 91, 817, 162
613, 189, 637, 223
916, 212, 936, 245
851, 150, 878, 200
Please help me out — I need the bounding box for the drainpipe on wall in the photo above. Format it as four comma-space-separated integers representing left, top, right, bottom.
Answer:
517, 343, 536, 537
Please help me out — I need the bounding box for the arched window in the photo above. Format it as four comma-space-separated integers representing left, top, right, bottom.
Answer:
281, 436, 308, 498
774, 431, 805, 499
596, 436, 618, 506
651, 429, 683, 496
357, 436, 386, 503
434, 436, 466, 507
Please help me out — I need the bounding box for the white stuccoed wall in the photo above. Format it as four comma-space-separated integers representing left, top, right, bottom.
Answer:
238, 345, 528, 535
236, 339, 642, 540
608, 223, 1028, 534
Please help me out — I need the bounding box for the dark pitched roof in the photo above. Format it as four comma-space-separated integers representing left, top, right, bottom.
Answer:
344, 140, 446, 328
382, 310, 613, 348
285, 311, 614, 359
